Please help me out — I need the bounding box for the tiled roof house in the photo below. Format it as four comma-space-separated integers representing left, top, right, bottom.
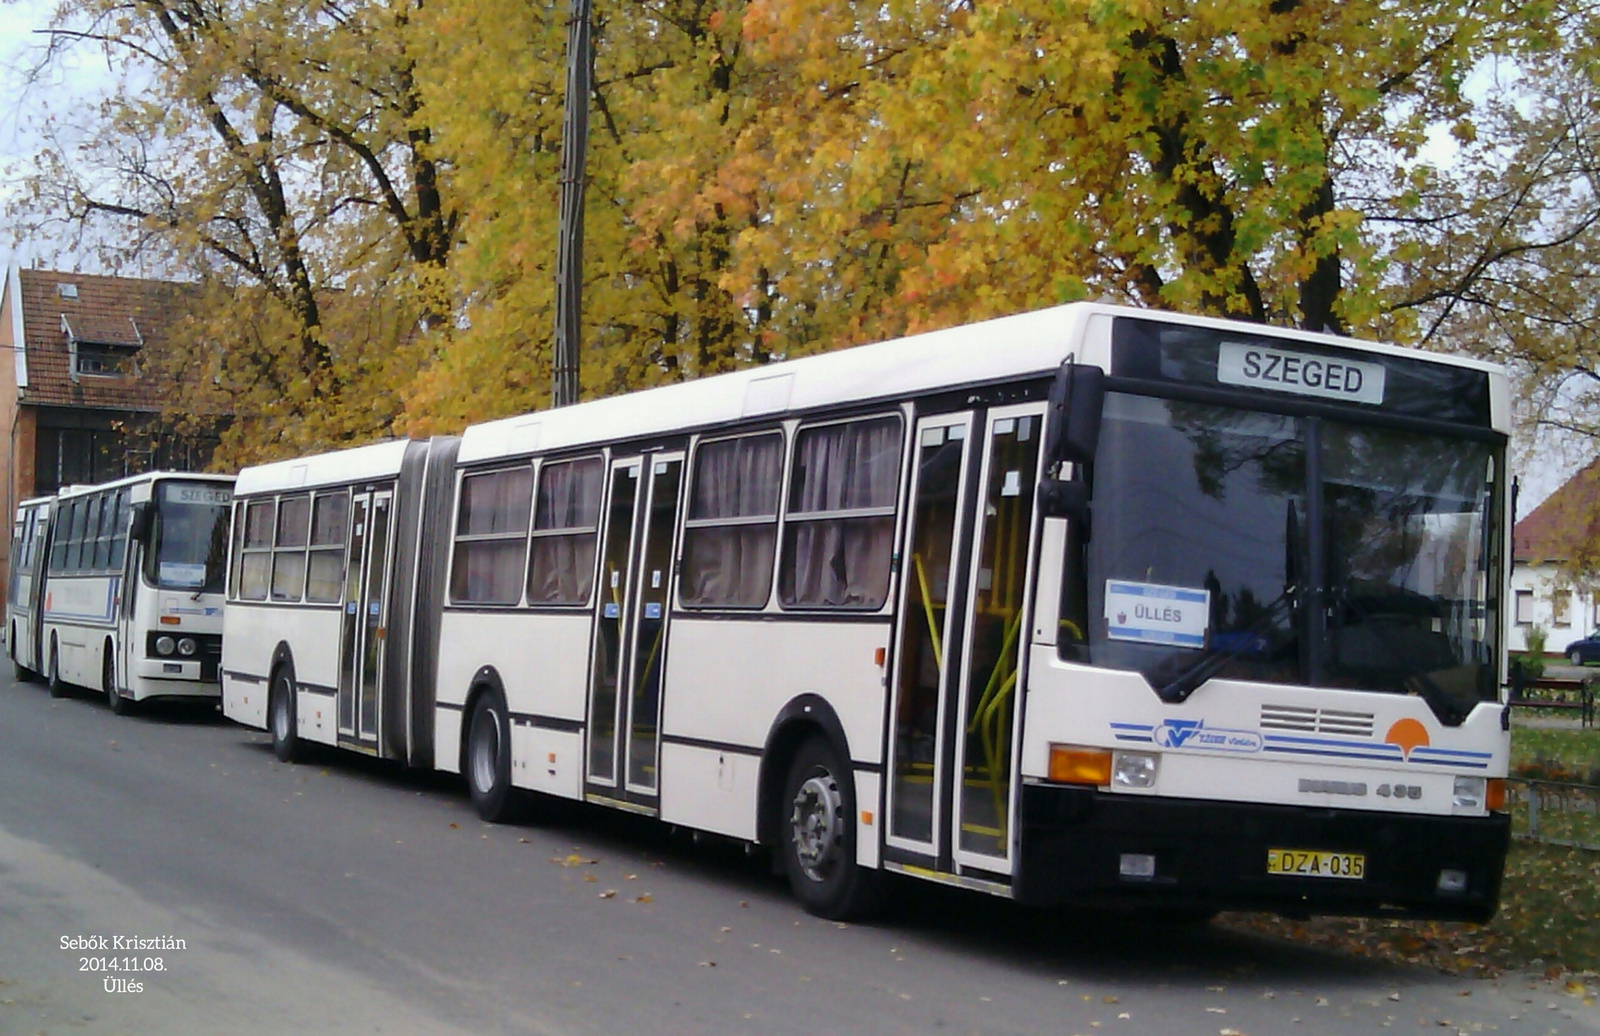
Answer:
1509, 459, 1600, 656
0, 265, 219, 599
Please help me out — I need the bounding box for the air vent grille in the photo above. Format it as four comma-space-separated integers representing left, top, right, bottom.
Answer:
1260, 704, 1374, 738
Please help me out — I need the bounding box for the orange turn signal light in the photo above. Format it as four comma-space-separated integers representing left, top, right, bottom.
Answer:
1048, 745, 1113, 786
159, 615, 181, 625
1486, 778, 1506, 812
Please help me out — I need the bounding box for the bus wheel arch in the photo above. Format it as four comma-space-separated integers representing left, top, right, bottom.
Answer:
760, 695, 882, 920
461, 669, 522, 824
268, 647, 301, 763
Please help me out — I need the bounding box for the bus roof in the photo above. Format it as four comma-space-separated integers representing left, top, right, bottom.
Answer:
53, 470, 235, 502
233, 439, 415, 496
457, 301, 1507, 464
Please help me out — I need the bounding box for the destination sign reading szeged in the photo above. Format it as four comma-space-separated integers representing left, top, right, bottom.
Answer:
1215, 341, 1386, 406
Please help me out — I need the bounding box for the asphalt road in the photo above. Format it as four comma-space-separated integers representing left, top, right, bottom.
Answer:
0, 673, 1594, 1036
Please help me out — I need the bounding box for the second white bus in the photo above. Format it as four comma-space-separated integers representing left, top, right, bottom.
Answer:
10, 472, 235, 713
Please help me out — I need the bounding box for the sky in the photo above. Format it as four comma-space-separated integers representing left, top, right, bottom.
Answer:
0, 1, 1588, 514
0, 0, 117, 271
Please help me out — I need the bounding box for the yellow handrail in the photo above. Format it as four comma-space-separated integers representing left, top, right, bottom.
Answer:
912, 552, 943, 671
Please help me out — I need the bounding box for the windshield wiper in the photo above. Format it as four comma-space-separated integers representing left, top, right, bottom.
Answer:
1153, 586, 1300, 704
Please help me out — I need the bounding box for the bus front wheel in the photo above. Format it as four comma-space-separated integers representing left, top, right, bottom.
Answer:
270, 665, 301, 763
47, 638, 68, 699
781, 735, 882, 921
11, 624, 31, 683
466, 691, 521, 823
105, 648, 133, 716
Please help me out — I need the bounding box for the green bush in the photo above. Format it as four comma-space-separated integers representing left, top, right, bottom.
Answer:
1522, 624, 1547, 681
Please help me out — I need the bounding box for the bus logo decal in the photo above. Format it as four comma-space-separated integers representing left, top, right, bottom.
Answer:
1151, 719, 1262, 753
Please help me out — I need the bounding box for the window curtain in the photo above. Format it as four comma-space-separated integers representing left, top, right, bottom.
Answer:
682, 435, 782, 608
528, 458, 602, 604
781, 419, 901, 608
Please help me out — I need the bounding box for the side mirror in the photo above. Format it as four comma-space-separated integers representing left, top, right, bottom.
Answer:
1038, 359, 1105, 524
1043, 359, 1105, 466
129, 502, 153, 543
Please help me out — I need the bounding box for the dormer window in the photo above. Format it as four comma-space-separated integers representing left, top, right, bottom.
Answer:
75, 342, 139, 376
61, 313, 143, 382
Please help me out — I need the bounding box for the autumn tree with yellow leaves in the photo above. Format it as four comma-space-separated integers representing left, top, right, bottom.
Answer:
7, 0, 1600, 460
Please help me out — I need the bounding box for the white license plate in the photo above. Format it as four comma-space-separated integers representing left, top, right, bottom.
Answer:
1266, 848, 1365, 880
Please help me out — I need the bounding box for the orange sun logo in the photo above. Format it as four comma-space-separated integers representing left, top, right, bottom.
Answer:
1384, 718, 1430, 760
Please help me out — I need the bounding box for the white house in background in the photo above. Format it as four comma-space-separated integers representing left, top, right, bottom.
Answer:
1509, 459, 1600, 658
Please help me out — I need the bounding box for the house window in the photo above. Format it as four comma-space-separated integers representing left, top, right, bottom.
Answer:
74, 342, 138, 377
1552, 589, 1571, 627
1515, 590, 1534, 625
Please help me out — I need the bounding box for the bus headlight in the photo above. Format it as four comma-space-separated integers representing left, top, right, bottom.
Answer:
177, 638, 198, 656
1452, 776, 1486, 810
154, 636, 176, 656
1112, 751, 1160, 789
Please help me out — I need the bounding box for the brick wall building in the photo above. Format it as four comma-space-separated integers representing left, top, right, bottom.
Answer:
0, 265, 220, 598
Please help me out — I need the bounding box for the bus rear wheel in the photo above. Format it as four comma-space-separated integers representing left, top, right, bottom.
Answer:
270, 665, 301, 763
466, 691, 521, 823
47, 638, 68, 699
781, 735, 882, 921
105, 649, 133, 716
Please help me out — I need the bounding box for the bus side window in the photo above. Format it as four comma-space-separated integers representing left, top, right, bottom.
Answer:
451, 467, 534, 606
681, 432, 782, 609
109, 491, 131, 571
527, 457, 602, 606
779, 416, 903, 610
92, 492, 116, 570
67, 499, 91, 573
305, 492, 349, 603
272, 495, 312, 602
238, 500, 275, 601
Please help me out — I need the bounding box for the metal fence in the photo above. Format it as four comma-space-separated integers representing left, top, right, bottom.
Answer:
1506, 778, 1600, 852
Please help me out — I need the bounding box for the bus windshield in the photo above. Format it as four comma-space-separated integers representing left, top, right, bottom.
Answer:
150, 482, 233, 593
1064, 391, 1502, 722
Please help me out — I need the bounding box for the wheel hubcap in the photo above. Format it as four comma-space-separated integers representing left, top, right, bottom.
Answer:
471, 711, 499, 794
791, 772, 844, 881
273, 686, 289, 740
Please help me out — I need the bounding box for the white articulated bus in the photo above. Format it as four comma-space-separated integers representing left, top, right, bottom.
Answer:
221, 302, 1512, 922
10, 472, 235, 713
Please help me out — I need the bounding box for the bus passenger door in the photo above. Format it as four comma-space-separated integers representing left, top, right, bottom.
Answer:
886, 414, 976, 862
622, 453, 683, 798
586, 458, 642, 789
357, 491, 394, 742
950, 404, 1046, 876
339, 489, 393, 746
338, 495, 369, 738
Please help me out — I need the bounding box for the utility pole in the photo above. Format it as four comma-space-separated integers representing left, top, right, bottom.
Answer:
552, 0, 592, 409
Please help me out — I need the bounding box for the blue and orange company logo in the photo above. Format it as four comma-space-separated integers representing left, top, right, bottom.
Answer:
1384, 718, 1430, 760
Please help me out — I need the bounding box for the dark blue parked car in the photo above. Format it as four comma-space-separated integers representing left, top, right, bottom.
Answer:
1563, 630, 1600, 665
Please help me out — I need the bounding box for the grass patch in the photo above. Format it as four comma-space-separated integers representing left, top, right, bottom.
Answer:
1511, 724, 1600, 783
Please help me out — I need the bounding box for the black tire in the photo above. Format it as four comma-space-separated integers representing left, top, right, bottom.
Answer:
10, 623, 30, 683
1571, 649, 1583, 666
465, 690, 522, 823
269, 664, 301, 763
780, 735, 882, 920
105, 647, 133, 716
47, 638, 69, 699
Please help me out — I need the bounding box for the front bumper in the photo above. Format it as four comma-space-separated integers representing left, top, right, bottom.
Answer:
1015, 784, 1509, 923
